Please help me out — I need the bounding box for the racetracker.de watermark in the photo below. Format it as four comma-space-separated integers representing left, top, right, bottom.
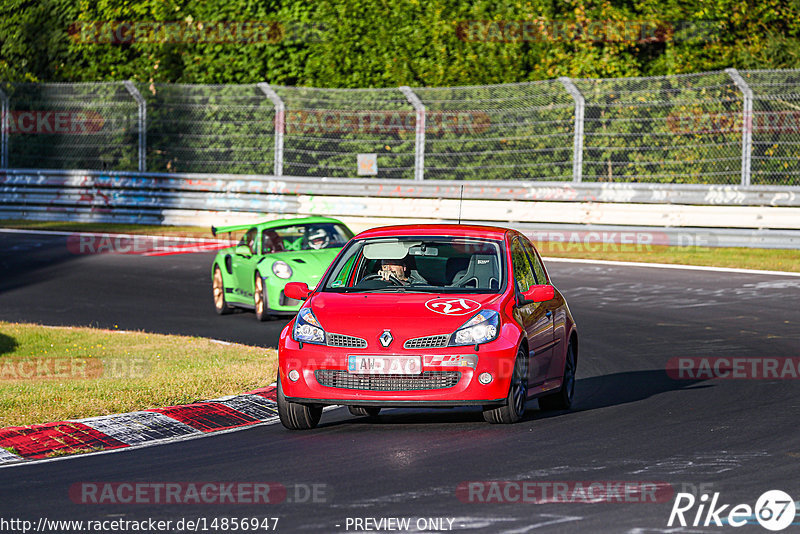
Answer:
68, 20, 326, 44
526, 230, 717, 252
667, 357, 800, 380
66, 233, 233, 256
456, 20, 719, 43
69, 482, 329, 505
667, 111, 800, 135
0, 357, 152, 381
456, 481, 674, 503
284, 110, 491, 135
1, 111, 105, 134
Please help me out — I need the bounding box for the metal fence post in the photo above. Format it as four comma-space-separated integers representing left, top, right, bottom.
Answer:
559, 77, 585, 183
725, 68, 753, 187
123, 81, 146, 172
400, 86, 426, 181
257, 83, 285, 177
0, 86, 8, 169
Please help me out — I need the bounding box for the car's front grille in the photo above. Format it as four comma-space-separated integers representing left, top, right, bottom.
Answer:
314, 370, 461, 391
326, 333, 368, 348
403, 334, 450, 349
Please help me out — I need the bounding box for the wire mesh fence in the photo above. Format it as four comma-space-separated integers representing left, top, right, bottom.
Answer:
142, 83, 275, 175
273, 86, 415, 179
743, 70, 800, 186
574, 70, 743, 185
1, 69, 799, 185
0, 82, 139, 171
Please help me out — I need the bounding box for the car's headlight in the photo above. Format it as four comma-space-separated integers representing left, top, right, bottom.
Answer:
449, 310, 499, 346
272, 261, 293, 279
293, 308, 325, 345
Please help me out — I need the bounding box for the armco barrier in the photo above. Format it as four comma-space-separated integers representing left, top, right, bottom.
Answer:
1, 169, 799, 248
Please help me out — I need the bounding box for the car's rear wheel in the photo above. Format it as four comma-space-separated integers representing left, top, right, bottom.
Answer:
483, 345, 528, 424
254, 274, 271, 322
538, 341, 576, 411
348, 406, 381, 417
277, 376, 322, 430
213, 266, 231, 315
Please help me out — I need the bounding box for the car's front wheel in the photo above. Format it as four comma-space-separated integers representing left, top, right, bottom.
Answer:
254, 274, 271, 322
538, 341, 576, 411
483, 345, 528, 424
348, 406, 381, 417
213, 266, 231, 315
277, 376, 322, 430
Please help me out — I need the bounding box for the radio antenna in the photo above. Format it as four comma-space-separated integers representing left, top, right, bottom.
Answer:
458, 185, 464, 224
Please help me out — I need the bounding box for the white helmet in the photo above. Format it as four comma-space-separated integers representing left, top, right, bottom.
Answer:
308, 227, 330, 249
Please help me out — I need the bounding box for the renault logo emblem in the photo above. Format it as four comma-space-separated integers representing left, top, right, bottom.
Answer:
379, 330, 393, 347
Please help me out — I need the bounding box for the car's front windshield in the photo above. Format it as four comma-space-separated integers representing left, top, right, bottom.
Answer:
322, 236, 505, 293
261, 223, 353, 254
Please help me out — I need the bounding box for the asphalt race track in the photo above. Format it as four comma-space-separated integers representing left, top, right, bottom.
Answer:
1, 230, 799, 533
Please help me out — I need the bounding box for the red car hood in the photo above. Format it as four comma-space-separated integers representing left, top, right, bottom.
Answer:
308, 292, 505, 340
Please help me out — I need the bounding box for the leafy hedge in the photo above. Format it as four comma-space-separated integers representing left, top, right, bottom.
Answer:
1, 0, 799, 86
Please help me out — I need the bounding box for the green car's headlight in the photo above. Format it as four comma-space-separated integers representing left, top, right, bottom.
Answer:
272, 261, 293, 279
293, 308, 325, 345
449, 310, 499, 346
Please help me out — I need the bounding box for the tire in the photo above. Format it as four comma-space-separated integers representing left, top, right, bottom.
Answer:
348, 406, 381, 417
277, 376, 322, 430
538, 341, 576, 411
254, 274, 272, 322
483, 345, 528, 424
212, 266, 231, 315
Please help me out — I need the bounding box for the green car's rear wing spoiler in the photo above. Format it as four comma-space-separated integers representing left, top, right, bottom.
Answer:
211, 216, 346, 236
211, 223, 254, 236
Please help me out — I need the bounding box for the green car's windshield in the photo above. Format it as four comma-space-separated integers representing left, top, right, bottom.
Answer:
239, 223, 353, 255
322, 236, 505, 293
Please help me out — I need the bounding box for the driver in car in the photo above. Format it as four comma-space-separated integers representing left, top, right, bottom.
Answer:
378, 258, 426, 285
308, 227, 331, 250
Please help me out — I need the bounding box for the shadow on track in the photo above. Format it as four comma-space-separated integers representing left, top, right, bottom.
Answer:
320, 369, 710, 427
0, 232, 82, 295
529, 368, 711, 421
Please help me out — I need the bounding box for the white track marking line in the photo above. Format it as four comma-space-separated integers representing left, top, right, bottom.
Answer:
0, 228, 225, 244
544, 256, 800, 277
3, 228, 797, 275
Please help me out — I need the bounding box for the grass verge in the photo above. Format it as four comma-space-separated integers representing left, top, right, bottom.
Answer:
1, 219, 798, 273
0, 322, 277, 428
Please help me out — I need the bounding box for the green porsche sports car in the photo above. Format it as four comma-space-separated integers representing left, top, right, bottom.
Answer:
211, 217, 354, 320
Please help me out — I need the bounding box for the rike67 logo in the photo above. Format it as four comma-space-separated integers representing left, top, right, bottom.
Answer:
668, 490, 796, 531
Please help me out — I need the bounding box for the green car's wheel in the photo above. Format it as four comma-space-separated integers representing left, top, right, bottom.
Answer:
213, 266, 231, 315
348, 406, 381, 417
254, 274, 272, 322
277, 376, 322, 430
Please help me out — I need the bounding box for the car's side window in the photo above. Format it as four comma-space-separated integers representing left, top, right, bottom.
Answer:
511, 238, 537, 295
521, 238, 548, 284
241, 228, 257, 255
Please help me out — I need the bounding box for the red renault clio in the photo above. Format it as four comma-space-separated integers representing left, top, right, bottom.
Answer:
277, 224, 578, 429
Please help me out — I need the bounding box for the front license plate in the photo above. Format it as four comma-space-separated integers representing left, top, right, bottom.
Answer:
348, 355, 422, 375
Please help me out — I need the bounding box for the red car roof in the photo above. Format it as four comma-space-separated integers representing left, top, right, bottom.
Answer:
355, 224, 511, 240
